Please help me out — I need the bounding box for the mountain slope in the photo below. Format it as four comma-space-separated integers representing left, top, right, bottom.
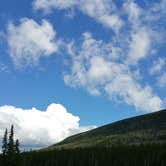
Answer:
46, 110, 166, 150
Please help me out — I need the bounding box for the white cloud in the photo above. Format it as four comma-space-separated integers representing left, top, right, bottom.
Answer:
123, 1, 156, 65
123, 0, 141, 24
48, 0, 165, 112
105, 76, 163, 112
33, 0, 123, 32
127, 28, 152, 64
22, 0, 166, 112
79, 0, 123, 31
0, 103, 95, 149
149, 58, 166, 75
7, 18, 60, 68
33, 0, 77, 13
32, 0, 165, 66
64, 32, 118, 95
64, 33, 164, 112
149, 58, 166, 88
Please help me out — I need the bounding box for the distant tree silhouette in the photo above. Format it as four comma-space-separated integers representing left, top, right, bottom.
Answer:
15, 139, 20, 154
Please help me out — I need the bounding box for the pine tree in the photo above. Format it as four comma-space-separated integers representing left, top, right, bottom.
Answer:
1, 129, 8, 166
14, 139, 21, 166
7, 125, 15, 156
15, 139, 20, 154
2, 129, 8, 157
1, 125, 21, 166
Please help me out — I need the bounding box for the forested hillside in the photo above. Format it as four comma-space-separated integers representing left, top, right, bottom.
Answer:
0, 110, 166, 166
47, 109, 166, 150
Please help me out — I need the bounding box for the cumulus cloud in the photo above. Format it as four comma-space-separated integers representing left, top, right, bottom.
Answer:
33, 0, 123, 32
64, 33, 164, 112
105, 77, 163, 112
0, 103, 95, 149
7, 18, 60, 68
32, 0, 162, 65
127, 28, 152, 64
123, 1, 159, 65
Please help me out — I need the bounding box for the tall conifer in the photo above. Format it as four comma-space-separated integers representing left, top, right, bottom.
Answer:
8, 125, 15, 156
2, 129, 8, 157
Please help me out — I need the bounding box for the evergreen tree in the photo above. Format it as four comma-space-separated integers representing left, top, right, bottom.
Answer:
6, 125, 15, 166
15, 139, 21, 166
1, 125, 21, 166
7, 125, 15, 155
15, 139, 20, 154
2, 129, 8, 157
1, 129, 8, 166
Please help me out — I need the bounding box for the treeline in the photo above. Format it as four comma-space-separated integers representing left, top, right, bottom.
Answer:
1, 144, 164, 166
0, 126, 166, 166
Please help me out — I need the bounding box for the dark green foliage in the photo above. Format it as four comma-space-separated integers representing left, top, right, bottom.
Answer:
2, 129, 8, 157
0, 144, 165, 166
1, 125, 20, 166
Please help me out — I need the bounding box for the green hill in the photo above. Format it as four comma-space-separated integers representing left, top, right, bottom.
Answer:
46, 110, 166, 150
6, 110, 165, 166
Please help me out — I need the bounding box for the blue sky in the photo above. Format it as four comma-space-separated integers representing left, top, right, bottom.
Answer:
0, 0, 166, 149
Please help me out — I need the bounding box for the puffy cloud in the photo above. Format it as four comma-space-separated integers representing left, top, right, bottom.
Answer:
79, 0, 123, 31
31, 0, 161, 65
127, 28, 152, 64
64, 33, 164, 112
7, 18, 60, 68
0, 103, 95, 149
123, 1, 157, 65
33, 0, 123, 32
32, 0, 165, 67
32, 0, 165, 112
105, 76, 163, 112
13, 0, 165, 113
